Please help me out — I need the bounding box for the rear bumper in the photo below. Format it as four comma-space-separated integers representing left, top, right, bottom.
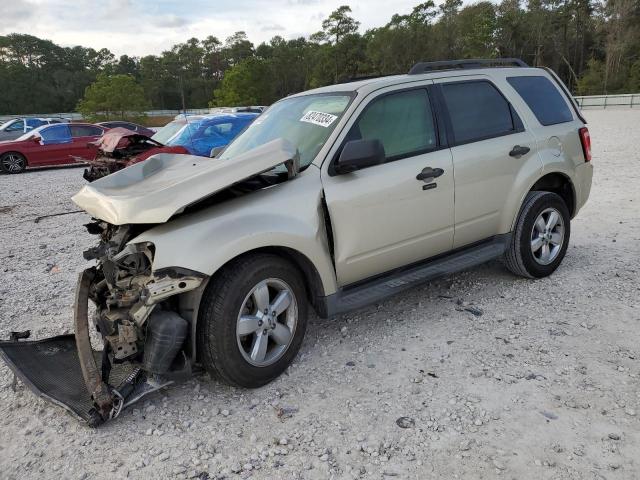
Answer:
574, 162, 593, 215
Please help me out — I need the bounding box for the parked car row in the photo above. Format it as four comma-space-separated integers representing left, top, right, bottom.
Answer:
0, 113, 260, 174
0, 117, 70, 141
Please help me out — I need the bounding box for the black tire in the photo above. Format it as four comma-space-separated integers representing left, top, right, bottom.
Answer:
505, 191, 571, 278
196, 253, 308, 388
0, 152, 27, 174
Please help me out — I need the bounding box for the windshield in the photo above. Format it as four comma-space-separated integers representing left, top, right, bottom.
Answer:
220, 93, 352, 167
1, 119, 23, 132
151, 120, 188, 145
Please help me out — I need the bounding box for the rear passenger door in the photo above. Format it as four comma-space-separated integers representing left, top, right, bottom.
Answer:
434, 77, 540, 248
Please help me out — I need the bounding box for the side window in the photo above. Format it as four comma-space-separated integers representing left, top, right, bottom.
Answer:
26, 119, 45, 129
441, 81, 517, 145
70, 125, 104, 137
40, 124, 72, 143
347, 89, 437, 161
507, 76, 573, 126
7, 120, 25, 132
212, 122, 233, 135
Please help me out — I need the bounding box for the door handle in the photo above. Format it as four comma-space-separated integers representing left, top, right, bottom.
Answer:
416, 167, 444, 181
509, 145, 530, 157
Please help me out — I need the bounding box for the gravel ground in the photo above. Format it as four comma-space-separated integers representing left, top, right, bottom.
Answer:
0, 109, 639, 480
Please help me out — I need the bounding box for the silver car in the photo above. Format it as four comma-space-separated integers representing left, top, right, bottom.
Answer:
0, 117, 70, 141
1, 59, 593, 425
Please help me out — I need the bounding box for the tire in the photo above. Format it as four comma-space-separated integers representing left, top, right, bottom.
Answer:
0, 152, 27, 174
197, 253, 308, 388
504, 191, 571, 278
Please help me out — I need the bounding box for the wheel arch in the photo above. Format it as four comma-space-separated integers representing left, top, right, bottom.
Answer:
0, 150, 28, 167
529, 171, 576, 217
510, 171, 577, 231
177, 246, 330, 363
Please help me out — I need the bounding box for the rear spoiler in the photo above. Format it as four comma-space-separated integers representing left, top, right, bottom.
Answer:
541, 67, 587, 124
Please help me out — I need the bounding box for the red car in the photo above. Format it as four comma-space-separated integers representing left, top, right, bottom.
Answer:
82, 127, 190, 181
0, 123, 106, 173
95, 121, 156, 137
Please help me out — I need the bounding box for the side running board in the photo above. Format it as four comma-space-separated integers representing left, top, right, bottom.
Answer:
324, 234, 510, 317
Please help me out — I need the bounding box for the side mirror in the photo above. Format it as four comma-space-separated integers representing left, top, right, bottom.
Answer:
334, 139, 385, 175
210, 146, 225, 158
32, 136, 42, 143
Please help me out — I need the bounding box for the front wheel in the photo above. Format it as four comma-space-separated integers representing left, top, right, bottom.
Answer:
1, 152, 27, 173
197, 254, 308, 388
504, 191, 571, 278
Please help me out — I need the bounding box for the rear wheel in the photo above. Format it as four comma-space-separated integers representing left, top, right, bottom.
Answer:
505, 191, 571, 278
197, 254, 308, 388
1, 152, 27, 173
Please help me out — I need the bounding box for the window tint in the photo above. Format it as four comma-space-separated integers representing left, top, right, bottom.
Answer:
6, 120, 25, 132
212, 122, 233, 134
348, 89, 437, 160
441, 81, 515, 144
40, 124, 72, 143
113, 122, 136, 130
70, 125, 104, 137
507, 76, 573, 126
26, 118, 46, 129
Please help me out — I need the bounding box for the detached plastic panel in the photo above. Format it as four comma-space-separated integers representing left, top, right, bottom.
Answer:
0, 334, 133, 425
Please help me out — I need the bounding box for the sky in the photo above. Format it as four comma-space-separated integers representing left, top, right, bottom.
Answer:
1, 0, 434, 57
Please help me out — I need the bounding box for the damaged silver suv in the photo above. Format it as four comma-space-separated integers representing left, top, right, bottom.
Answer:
1, 59, 593, 425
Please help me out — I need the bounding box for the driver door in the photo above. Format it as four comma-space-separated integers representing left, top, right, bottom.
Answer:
322, 86, 455, 286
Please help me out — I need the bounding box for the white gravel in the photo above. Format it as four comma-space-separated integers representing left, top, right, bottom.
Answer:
1, 109, 639, 479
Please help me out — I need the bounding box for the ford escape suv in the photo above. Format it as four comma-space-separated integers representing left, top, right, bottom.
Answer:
0, 59, 593, 425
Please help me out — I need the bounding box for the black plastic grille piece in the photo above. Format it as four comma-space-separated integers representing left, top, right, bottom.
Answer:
0, 334, 133, 424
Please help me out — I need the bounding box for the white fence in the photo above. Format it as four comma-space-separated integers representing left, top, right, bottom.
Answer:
574, 94, 640, 109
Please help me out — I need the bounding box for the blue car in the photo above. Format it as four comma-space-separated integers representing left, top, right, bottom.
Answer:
158, 113, 259, 157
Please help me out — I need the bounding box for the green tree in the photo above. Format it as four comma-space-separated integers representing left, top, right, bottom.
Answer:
77, 73, 149, 121
210, 58, 275, 107
321, 6, 362, 82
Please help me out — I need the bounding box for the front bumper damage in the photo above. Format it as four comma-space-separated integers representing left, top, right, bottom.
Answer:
0, 228, 205, 426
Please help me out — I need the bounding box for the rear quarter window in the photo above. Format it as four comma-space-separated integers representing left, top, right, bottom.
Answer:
70, 125, 104, 137
507, 76, 574, 126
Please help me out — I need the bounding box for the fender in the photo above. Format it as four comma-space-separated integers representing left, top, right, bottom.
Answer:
131, 167, 338, 297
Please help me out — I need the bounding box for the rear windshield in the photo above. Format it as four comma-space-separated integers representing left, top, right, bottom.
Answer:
507, 76, 574, 126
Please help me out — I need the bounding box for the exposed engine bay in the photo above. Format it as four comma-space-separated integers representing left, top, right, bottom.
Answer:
84, 222, 200, 368
58, 220, 203, 425
0, 139, 301, 426
82, 127, 188, 182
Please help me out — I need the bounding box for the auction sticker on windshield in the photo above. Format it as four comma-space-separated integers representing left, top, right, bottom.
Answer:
300, 111, 338, 128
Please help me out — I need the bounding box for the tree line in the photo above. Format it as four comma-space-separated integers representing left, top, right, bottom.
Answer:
1, 1, 639, 115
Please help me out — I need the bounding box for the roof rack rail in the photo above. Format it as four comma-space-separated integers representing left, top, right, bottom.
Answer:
408, 58, 528, 75
338, 74, 393, 84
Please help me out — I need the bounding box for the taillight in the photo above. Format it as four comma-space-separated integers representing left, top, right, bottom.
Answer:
579, 127, 591, 162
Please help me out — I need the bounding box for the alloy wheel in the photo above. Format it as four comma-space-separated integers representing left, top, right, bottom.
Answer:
236, 278, 298, 367
1, 154, 25, 173
530, 207, 565, 265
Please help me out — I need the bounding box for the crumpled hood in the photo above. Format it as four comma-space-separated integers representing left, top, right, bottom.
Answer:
72, 138, 296, 225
